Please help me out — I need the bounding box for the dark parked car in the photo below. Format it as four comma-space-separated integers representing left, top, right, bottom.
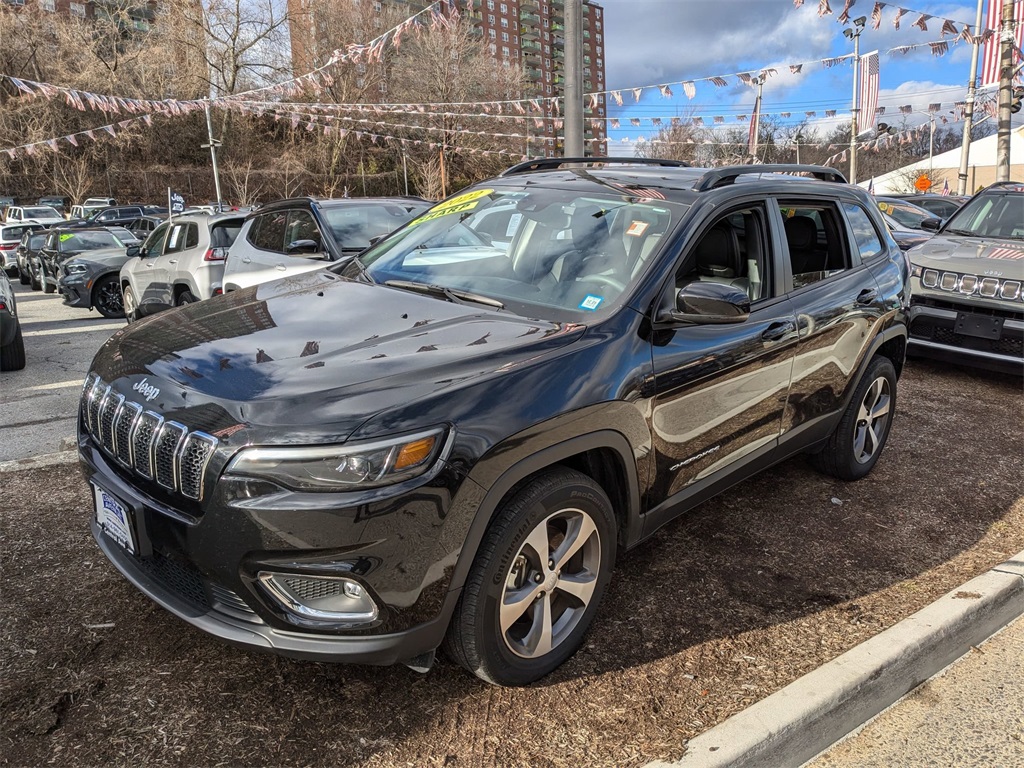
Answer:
886, 193, 969, 219
67, 206, 146, 229
79, 160, 909, 686
38, 195, 71, 215
907, 181, 1024, 373
875, 197, 941, 231
0, 267, 26, 370
14, 230, 47, 285
35, 228, 123, 294
1, 222, 46, 278
126, 214, 166, 237
57, 243, 132, 318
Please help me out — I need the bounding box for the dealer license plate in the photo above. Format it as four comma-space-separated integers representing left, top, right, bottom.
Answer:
93, 484, 137, 555
955, 312, 1003, 340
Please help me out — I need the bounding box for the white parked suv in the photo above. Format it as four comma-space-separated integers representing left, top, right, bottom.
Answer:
222, 196, 429, 291
5, 205, 65, 225
119, 212, 245, 322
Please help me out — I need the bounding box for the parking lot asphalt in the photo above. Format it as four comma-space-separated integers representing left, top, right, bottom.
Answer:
1, 280, 123, 461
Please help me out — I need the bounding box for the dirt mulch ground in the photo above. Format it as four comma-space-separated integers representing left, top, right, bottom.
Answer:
2, 359, 1022, 768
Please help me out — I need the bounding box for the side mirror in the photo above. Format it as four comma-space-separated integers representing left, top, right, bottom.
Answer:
920, 217, 942, 232
126, 245, 141, 258
658, 281, 751, 325
286, 239, 322, 256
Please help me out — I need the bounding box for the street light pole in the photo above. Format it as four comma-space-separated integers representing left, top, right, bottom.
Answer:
996, 0, 1016, 182
844, 17, 866, 184
957, 0, 986, 195
202, 102, 224, 211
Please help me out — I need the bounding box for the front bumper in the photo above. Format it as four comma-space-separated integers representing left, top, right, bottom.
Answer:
58, 275, 92, 308
79, 431, 465, 666
908, 297, 1024, 374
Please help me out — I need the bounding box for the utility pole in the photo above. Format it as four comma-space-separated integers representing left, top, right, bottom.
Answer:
202, 103, 224, 211
957, 0, 986, 195
844, 17, 866, 184
749, 74, 765, 160
996, 0, 1016, 182
563, 0, 584, 157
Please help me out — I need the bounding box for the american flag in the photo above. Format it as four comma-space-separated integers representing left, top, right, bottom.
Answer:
941, 178, 950, 196
859, 51, 880, 134
982, 0, 1024, 86
987, 247, 1024, 260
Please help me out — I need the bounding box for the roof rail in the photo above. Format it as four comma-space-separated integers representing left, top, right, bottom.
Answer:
692, 164, 847, 192
499, 156, 691, 177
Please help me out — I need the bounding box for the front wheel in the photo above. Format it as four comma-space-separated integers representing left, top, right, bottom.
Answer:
92, 275, 125, 318
122, 284, 139, 323
30, 261, 41, 291
18, 263, 30, 285
444, 467, 617, 686
811, 355, 897, 481
40, 267, 55, 294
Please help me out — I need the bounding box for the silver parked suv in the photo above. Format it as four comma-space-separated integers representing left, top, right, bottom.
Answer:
120, 213, 245, 322
907, 181, 1024, 373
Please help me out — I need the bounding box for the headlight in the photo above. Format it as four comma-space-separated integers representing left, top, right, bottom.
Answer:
225, 428, 448, 492
65, 262, 88, 275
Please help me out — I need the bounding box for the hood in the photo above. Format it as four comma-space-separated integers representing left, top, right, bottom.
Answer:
69, 246, 129, 268
91, 271, 585, 440
908, 234, 1024, 278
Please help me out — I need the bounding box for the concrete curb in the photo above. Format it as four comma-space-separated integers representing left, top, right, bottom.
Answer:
645, 549, 1024, 768
0, 449, 78, 473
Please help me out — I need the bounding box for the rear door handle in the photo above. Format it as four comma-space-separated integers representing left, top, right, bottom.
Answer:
856, 288, 878, 305
276, 264, 287, 271
167, 259, 177, 264
762, 320, 796, 343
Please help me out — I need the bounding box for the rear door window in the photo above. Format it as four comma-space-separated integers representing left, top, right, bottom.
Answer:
777, 201, 854, 290
842, 203, 885, 261
249, 211, 288, 253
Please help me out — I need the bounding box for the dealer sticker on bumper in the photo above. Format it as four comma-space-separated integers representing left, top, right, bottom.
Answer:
93, 484, 136, 555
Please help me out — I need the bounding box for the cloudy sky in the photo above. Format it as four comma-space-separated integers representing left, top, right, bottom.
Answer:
592, 0, 1007, 152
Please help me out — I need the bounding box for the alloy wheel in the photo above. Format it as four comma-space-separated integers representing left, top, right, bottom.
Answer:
499, 508, 601, 659
854, 376, 891, 464
94, 278, 124, 317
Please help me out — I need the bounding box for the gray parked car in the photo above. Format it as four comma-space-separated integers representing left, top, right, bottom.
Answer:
907, 181, 1024, 374
0, 268, 26, 370
57, 245, 132, 319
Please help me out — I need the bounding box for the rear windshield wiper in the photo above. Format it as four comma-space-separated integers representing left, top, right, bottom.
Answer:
384, 279, 505, 309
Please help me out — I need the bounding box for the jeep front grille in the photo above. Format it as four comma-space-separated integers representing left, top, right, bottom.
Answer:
81, 374, 218, 501
920, 268, 1023, 301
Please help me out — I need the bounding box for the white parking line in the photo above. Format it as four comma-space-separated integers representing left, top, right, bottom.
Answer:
24, 323, 124, 337
17, 379, 86, 393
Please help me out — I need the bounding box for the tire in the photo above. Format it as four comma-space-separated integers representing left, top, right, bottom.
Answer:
122, 284, 139, 323
40, 266, 55, 294
444, 467, 617, 686
92, 275, 125, 318
30, 261, 40, 291
176, 290, 198, 306
18, 263, 30, 285
0, 322, 26, 371
811, 355, 897, 481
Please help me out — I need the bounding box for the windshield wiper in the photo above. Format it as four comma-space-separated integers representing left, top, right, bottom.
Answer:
334, 253, 375, 283
943, 227, 978, 237
384, 279, 505, 309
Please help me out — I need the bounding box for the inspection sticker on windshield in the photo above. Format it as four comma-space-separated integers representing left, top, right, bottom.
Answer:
579, 295, 604, 311
626, 221, 650, 237
411, 188, 493, 226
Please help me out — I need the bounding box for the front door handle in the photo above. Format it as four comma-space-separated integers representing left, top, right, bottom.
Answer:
167, 259, 177, 264
762, 320, 796, 342
856, 288, 878, 305
276, 264, 287, 271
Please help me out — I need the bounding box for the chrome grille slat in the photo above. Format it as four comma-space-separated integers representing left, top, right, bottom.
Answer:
80, 378, 219, 501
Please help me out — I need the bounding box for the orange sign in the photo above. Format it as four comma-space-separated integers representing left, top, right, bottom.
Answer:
915, 175, 931, 192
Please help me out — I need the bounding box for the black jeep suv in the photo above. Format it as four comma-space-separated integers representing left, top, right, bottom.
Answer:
79, 160, 909, 685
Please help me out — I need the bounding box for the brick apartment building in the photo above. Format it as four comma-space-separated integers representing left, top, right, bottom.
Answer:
287, 0, 607, 156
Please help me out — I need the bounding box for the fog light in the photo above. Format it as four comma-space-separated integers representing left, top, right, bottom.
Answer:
257, 571, 378, 627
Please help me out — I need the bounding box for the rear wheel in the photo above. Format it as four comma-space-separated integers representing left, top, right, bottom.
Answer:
176, 290, 198, 306
812, 355, 897, 481
122, 284, 139, 323
29, 261, 41, 291
40, 266, 55, 294
444, 467, 616, 686
93, 275, 125, 318
0, 322, 26, 371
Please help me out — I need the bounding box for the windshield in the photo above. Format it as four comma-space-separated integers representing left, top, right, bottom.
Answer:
942, 192, 1024, 240
878, 200, 932, 229
23, 207, 61, 218
58, 231, 120, 252
321, 203, 429, 251
354, 185, 685, 321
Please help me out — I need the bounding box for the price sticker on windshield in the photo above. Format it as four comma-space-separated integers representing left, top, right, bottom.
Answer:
410, 189, 493, 226
60, 233, 75, 242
